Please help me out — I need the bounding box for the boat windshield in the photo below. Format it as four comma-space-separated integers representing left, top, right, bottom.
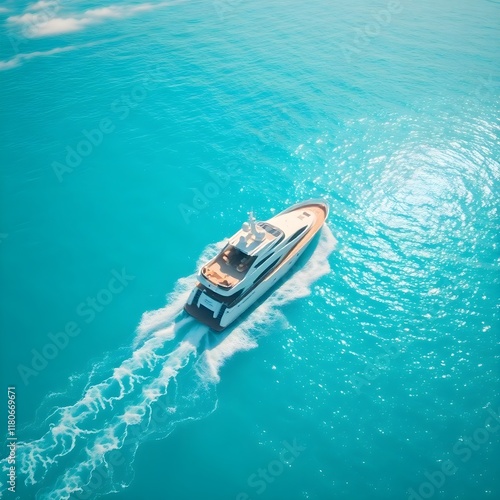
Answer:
220, 245, 256, 273
257, 222, 283, 238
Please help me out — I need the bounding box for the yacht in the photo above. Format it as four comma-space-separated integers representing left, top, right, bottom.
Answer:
184, 199, 329, 331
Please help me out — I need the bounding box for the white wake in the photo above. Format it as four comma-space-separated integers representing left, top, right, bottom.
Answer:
0, 226, 336, 500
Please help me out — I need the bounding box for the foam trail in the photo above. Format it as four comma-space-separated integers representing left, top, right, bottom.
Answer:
0, 226, 335, 499
0, 319, 210, 499
43, 324, 209, 500
134, 240, 223, 346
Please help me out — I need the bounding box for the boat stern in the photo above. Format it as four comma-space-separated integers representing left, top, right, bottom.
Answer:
184, 286, 227, 331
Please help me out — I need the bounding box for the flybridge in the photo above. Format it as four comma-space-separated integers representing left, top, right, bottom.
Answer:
230, 212, 277, 255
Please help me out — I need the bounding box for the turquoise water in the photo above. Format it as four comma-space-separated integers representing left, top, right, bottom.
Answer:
1, 0, 499, 499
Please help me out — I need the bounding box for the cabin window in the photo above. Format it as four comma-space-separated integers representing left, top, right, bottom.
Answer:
284, 226, 307, 246
255, 253, 273, 269
266, 234, 285, 251
257, 222, 283, 238
253, 258, 280, 284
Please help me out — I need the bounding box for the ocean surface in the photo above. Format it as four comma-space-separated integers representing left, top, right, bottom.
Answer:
0, 0, 499, 499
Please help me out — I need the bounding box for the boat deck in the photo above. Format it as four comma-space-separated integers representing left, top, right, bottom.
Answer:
202, 258, 241, 288
202, 229, 274, 288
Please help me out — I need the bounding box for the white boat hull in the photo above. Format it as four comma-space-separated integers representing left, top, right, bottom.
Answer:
184, 200, 328, 331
